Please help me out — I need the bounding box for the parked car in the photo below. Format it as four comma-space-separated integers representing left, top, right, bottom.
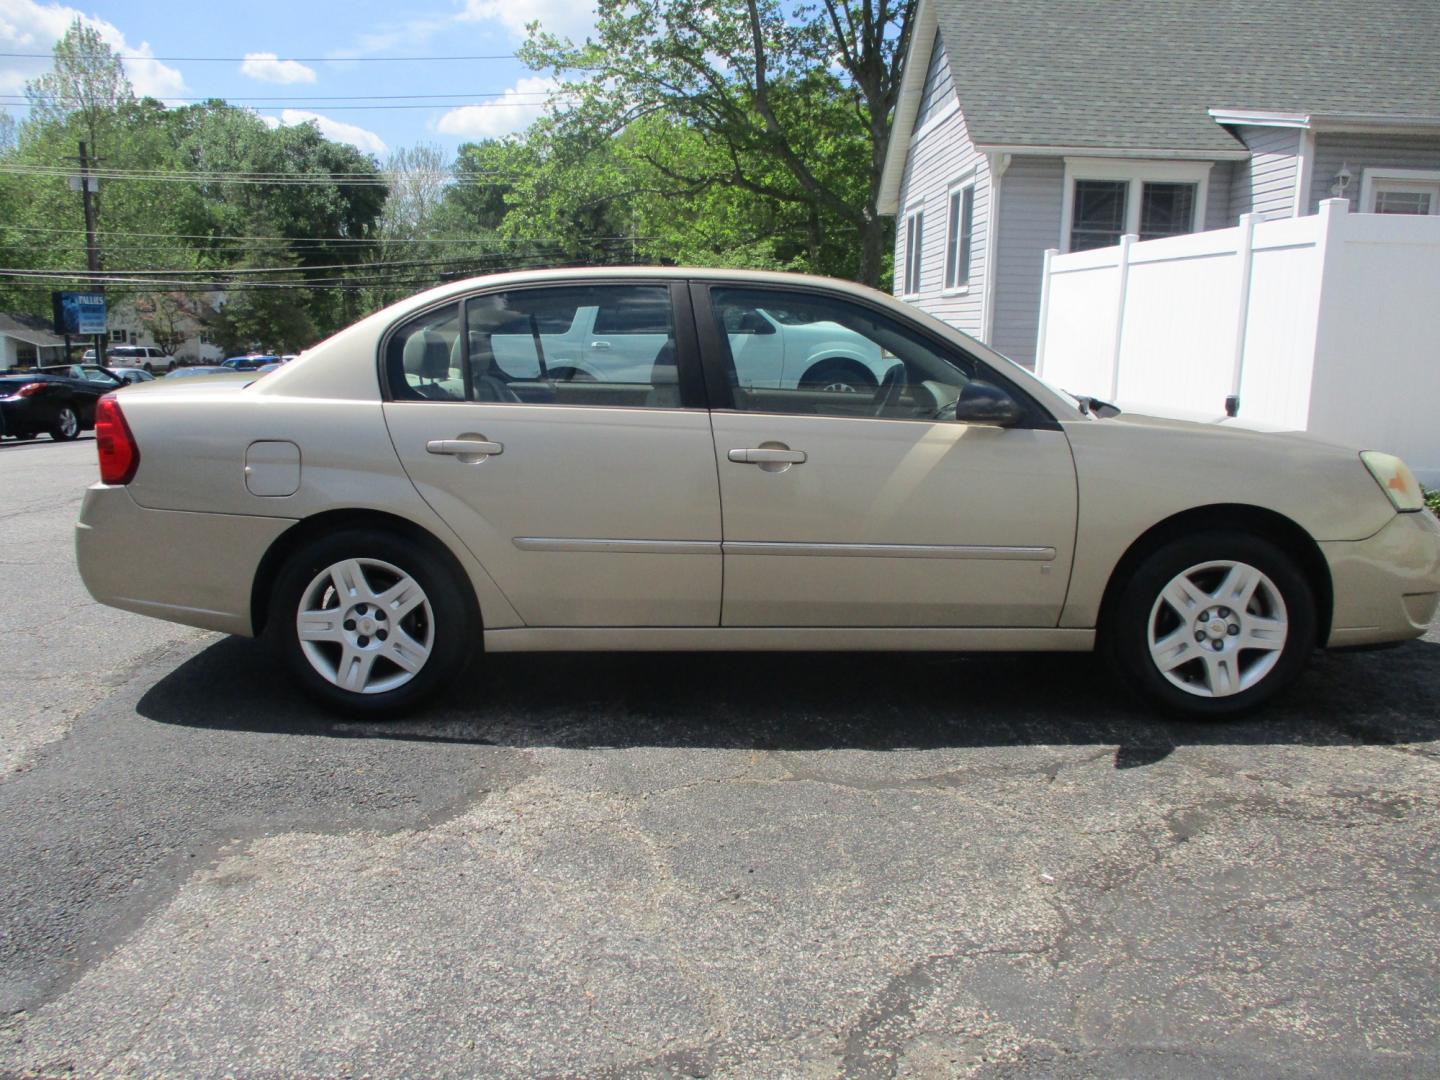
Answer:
488, 301, 887, 392
108, 367, 156, 385
75, 269, 1440, 717
82, 345, 174, 372
163, 365, 236, 379
1, 367, 118, 440
38, 364, 127, 389
221, 355, 278, 371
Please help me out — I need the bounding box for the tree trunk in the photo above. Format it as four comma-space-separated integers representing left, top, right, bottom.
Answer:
856, 211, 886, 288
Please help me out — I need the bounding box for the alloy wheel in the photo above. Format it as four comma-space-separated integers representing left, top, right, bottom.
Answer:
1146, 559, 1289, 698
295, 557, 435, 695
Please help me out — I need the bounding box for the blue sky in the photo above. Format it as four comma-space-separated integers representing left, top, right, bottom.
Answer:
0, 0, 598, 160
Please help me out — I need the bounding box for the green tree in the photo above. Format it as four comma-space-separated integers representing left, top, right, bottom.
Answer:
524, 0, 915, 285
24, 18, 135, 197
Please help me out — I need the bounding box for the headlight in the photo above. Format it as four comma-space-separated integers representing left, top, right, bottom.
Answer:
1360, 451, 1425, 512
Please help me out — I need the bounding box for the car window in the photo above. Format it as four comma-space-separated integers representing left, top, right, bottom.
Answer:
385, 303, 465, 402
468, 285, 682, 408
707, 287, 977, 420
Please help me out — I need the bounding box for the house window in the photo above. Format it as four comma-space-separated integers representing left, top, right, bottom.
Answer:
1362, 170, 1440, 216
1070, 180, 1129, 251
944, 183, 975, 290
1062, 159, 1212, 252
902, 209, 924, 296
110, 328, 128, 343
1138, 183, 1197, 240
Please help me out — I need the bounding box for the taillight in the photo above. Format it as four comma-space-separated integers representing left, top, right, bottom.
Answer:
94, 394, 140, 484
16, 382, 47, 398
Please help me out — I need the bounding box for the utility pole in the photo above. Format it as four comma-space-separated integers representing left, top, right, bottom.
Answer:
76, 141, 103, 364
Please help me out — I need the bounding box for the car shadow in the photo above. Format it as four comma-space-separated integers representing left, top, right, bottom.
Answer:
136, 634, 1440, 767
0, 434, 94, 447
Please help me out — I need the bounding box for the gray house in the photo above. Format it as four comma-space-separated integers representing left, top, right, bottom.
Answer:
880, 0, 1440, 367
0, 313, 67, 371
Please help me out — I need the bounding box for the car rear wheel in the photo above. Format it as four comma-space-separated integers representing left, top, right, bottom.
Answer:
269, 529, 473, 714
799, 359, 877, 395
1105, 531, 1316, 718
50, 406, 80, 441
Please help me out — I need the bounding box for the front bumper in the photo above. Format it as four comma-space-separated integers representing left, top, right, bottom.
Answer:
76, 484, 294, 636
1322, 510, 1440, 648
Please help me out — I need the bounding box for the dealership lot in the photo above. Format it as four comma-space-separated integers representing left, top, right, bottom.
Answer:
1, 437, 1438, 1078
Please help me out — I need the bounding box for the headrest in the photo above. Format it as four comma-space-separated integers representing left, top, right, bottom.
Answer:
403, 331, 452, 380
450, 330, 495, 376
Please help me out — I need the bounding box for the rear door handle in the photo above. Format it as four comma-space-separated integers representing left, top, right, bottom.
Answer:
728, 448, 807, 465
426, 438, 503, 457
590, 340, 612, 350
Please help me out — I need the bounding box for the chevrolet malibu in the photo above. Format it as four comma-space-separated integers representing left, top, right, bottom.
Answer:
75, 269, 1440, 717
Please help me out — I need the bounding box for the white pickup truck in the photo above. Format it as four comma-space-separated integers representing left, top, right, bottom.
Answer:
491, 304, 889, 391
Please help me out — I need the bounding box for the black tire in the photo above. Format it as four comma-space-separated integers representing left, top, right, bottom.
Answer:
268, 528, 475, 715
50, 405, 81, 441
1103, 530, 1317, 719
799, 359, 877, 394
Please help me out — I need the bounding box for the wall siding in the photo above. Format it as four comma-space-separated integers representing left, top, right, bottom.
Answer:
991, 156, 1064, 368
913, 30, 954, 129
1230, 125, 1301, 219
893, 61, 990, 340
1205, 161, 1236, 230
1307, 132, 1440, 214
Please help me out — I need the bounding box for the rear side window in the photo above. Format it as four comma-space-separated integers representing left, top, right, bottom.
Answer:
385, 303, 465, 402
385, 285, 686, 409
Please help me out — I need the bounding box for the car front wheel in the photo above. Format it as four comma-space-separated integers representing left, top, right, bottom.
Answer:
1105, 531, 1317, 718
50, 406, 80, 441
269, 529, 474, 714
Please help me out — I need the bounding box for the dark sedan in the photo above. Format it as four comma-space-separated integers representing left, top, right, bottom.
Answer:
0, 371, 118, 441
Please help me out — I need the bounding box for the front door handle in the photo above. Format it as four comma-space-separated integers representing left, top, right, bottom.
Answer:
728, 448, 807, 465
427, 438, 503, 458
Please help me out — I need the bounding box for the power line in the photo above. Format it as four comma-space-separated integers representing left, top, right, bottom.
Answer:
0, 51, 520, 62
0, 224, 784, 244
1, 91, 564, 103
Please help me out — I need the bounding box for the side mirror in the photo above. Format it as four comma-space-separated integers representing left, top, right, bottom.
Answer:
951, 381, 1024, 427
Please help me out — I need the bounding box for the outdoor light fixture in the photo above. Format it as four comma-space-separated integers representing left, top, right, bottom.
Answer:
1331, 162, 1353, 198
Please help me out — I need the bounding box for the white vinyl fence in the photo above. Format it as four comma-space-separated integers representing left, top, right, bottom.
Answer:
1035, 199, 1440, 484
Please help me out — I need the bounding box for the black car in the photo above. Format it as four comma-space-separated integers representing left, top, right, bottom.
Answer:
0, 367, 122, 441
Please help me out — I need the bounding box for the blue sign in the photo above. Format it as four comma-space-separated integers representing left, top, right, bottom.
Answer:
52, 291, 106, 336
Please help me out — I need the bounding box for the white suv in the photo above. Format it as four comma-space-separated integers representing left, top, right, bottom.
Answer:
82, 345, 173, 372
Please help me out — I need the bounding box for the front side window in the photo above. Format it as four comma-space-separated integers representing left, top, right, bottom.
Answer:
709, 287, 978, 421
386, 285, 682, 408
944, 183, 975, 289
902, 210, 924, 295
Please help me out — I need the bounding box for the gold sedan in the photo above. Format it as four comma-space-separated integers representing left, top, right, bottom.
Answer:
75, 269, 1440, 717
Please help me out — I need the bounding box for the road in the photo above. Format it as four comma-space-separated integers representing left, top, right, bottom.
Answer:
1, 436, 1438, 1078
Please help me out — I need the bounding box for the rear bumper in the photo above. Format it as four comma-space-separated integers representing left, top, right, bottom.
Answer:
76, 484, 294, 636
1323, 510, 1440, 648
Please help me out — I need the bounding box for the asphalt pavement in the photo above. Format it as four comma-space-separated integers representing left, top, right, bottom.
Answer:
1, 436, 1438, 1078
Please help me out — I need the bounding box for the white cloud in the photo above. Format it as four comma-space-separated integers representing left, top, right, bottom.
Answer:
457, 0, 597, 42
0, 0, 186, 101
268, 109, 387, 155
435, 76, 559, 139
239, 52, 317, 85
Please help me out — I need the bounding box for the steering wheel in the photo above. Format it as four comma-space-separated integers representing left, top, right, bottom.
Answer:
871, 363, 907, 416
